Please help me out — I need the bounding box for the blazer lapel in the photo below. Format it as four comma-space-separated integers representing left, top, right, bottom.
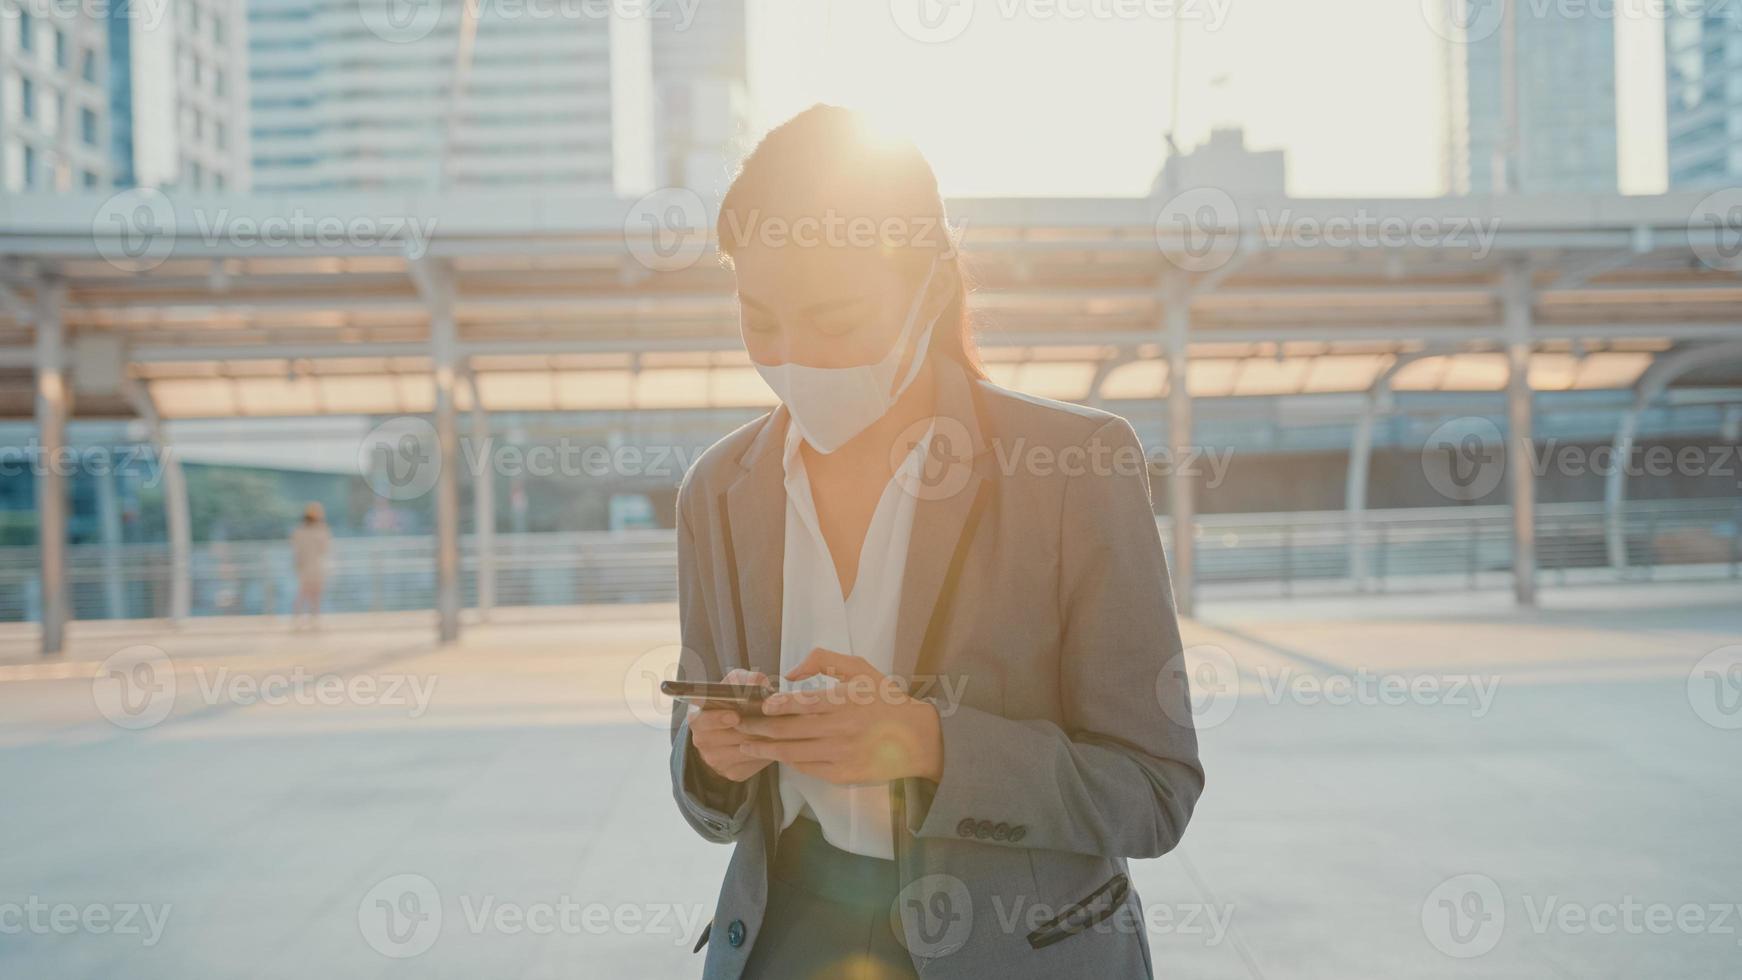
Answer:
891, 360, 992, 685
722, 409, 788, 681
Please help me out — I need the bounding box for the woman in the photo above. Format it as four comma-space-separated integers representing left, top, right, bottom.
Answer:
289, 502, 331, 628
669, 105, 1204, 979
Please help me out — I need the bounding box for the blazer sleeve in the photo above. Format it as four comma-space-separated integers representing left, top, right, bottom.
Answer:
668, 479, 758, 844
902, 417, 1205, 859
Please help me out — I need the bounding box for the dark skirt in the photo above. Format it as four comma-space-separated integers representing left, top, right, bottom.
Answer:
740, 817, 921, 980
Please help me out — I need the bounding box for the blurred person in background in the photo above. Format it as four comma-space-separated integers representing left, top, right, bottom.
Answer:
290, 502, 331, 629
668, 105, 1204, 980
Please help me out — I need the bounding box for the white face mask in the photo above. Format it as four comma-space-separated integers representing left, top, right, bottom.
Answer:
753, 259, 942, 454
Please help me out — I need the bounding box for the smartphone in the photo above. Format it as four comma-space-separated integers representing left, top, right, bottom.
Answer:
661, 680, 775, 716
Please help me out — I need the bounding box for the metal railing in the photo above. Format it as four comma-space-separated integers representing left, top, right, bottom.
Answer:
0, 498, 1736, 621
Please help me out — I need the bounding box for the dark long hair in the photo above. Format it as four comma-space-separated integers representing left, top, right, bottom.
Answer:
716, 105, 986, 379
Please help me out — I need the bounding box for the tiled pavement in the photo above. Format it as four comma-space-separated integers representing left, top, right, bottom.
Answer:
1, 581, 1738, 978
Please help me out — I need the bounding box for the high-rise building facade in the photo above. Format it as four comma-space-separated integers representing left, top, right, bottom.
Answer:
650, 0, 748, 191
1, 1, 112, 191
248, 1, 655, 194
109, 0, 251, 191
1665, 9, 1742, 187
1446, 6, 1618, 194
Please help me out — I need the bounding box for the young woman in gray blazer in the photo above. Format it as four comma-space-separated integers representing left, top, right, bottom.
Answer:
670, 104, 1205, 980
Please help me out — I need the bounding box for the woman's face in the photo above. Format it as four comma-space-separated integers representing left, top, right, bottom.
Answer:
732, 244, 952, 371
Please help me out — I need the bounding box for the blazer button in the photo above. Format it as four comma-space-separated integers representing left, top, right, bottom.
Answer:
975, 820, 994, 840
956, 818, 977, 839
1009, 825, 1027, 843
727, 919, 746, 948
993, 822, 1011, 841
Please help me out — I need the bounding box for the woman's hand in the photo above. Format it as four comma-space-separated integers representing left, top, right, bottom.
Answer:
734, 649, 943, 786
687, 669, 776, 784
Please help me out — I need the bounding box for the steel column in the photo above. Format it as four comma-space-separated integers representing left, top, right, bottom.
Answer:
126, 381, 192, 621
1502, 262, 1537, 605
1162, 274, 1195, 617
469, 373, 495, 621
433, 308, 462, 643
96, 464, 125, 619
1345, 396, 1379, 589
34, 277, 67, 655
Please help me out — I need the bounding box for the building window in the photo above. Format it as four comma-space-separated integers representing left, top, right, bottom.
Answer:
80, 106, 97, 145
83, 170, 99, 188
80, 49, 96, 83
215, 120, 226, 150
21, 77, 34, 120
213, 68, 225, 97
212, 172, 224, 191
18, 12, 32, 53
211, 12, 224, 44
189, 161, 202, 188
53, 28, 65, 68
22, 145, 35, 188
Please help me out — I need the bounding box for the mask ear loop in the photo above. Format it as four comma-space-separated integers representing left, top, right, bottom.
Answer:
886, 256, 944, 399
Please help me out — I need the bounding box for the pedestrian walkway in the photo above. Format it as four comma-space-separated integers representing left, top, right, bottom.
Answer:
1, 582, 1737, 978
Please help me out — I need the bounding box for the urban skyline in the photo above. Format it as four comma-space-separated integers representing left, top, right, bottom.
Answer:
0, 0, 1726, 198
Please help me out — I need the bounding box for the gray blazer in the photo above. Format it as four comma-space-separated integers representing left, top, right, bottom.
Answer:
669, 356, 1204, 979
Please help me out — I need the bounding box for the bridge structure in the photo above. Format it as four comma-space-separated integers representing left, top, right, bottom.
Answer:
3, 188, 1741, 654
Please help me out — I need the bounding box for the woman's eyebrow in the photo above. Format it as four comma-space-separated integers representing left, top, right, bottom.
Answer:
801, 295, 871, 317
738, 293, 871, 317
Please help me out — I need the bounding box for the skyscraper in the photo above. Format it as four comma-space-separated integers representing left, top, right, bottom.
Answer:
1446, 4, 1619, 194
2, 1, 112, 191
109, 0, 252, 191
650, 0, 749, 191
1664, 8, 1742, 187
248, 1, 656, 194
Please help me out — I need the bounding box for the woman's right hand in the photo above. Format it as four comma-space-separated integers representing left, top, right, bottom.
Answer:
688, 669, 775, 783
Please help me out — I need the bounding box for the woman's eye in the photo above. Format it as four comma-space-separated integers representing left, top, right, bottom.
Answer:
810, 316, 858, 338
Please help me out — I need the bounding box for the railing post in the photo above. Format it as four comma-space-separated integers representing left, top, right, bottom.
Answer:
1376, 523, 1389, 592
1282, 525, 1294, 597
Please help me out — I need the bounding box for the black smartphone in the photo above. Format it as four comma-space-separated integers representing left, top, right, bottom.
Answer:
661, 680, 775, 715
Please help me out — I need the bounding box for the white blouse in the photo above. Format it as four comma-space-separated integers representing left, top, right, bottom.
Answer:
775, 419, 934, 860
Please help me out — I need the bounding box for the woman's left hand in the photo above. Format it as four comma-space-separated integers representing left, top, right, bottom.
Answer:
734, 648, 943, 786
